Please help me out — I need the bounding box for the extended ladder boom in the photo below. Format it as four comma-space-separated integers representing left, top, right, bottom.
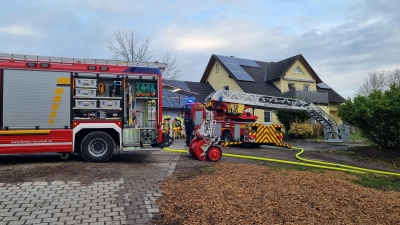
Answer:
205, 89, 310, 111
205, 89, 350, 143
0, 53, 167, 69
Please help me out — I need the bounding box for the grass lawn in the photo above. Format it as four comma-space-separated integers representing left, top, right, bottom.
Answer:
307, 132, 366, 141
350, 132, 366, 141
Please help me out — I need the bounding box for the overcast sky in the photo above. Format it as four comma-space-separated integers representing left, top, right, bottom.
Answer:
1, 0, 399, 99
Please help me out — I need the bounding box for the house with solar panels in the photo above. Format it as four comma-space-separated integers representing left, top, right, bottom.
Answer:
197, 54, 345, 125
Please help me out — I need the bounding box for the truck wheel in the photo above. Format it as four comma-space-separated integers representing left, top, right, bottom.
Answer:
80, 131, 115, 162
222, 131, 233, 143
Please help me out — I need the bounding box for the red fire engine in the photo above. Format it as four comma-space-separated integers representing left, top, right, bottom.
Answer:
0, 53, 174, 162
184, 89, 350, 161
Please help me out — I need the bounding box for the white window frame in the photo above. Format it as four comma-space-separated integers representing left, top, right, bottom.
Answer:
264, 110, 271, 124
303, 84, 310, 91
216, 63, 219, 73
293, 65, 304, 74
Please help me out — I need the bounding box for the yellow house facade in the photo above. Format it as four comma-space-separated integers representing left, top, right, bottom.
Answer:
200, 54, 345, 126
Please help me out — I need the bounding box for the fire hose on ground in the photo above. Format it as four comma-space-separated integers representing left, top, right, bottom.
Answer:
162, 146, 400, 177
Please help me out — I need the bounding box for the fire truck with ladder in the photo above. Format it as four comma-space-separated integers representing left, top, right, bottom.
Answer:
0, 53, 175, 162
185, 88, 350, 161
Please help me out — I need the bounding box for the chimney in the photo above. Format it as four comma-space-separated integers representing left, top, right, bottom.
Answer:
264, 65, 268, 81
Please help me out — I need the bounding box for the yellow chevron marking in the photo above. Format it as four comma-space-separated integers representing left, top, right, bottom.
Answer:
268, 126, 281, 143
51, 104, 59, 111
268, 128, 280, 143
57, 77, 71, 85
54, 88, 64, 95
49, 87, 65, 125
255, 125, 267, 142
53, 95, 62, 102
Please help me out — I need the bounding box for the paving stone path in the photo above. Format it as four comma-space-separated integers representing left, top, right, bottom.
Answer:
0, 141, 186, 225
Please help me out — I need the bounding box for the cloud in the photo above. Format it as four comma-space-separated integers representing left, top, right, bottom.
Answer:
0, 24, 42, 37
0, 0, 399, 100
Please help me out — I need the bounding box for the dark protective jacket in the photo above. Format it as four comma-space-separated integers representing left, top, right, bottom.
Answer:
184, 116, 195, 131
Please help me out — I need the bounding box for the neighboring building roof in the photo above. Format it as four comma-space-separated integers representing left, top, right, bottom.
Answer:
200, 54, 345, 102
236, 61, 284, 96
162, 80, 215, 108
317, 87, 345, 102
185, 81, 215, 103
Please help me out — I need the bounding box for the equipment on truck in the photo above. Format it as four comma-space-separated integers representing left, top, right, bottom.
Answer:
0, 52, 174, 163
184, 89, 350, 161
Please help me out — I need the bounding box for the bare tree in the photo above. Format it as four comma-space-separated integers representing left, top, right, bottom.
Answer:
107, 28, 181, 80
161, 50, 181, 80
107, 28, 152, 62
387, 68, 400, 86
355, 68, 400, 96
355, 70, 387, 96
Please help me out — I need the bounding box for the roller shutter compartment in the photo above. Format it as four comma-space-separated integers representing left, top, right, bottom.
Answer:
3, 69, 71, 129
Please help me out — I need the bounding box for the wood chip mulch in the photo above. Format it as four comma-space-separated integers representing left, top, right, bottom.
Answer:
154, 162, 400, 225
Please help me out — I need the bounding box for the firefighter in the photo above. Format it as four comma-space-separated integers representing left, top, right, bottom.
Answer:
184, 112, 195, 146
172, 117, 180, 139
162, 116, 171, 135
178, 117, 186, 139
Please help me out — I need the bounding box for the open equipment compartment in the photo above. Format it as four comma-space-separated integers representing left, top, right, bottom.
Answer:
72, 72, 159, 148
122, 75, 158, 147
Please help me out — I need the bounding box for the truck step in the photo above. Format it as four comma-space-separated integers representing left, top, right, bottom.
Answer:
122, 146, 160, 151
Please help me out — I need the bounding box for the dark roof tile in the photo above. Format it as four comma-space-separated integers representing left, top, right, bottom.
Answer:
185, 81, 215, 103
317, 87, 345, 102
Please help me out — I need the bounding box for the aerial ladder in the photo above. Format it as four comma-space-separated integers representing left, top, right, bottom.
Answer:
187, 89, 350, 162
206, 89, 350, 143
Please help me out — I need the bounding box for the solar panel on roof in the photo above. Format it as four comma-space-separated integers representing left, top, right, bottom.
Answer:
169, 98, 182, 108
162, 98, 173, 107
248, 60, 260, 67
176, 81, 189, 90
317, 82, 332, 89
164, 90, 177, 97
163, 80, 171, 85
215, 55, 256, 82
169, 80, 179, 88
225, 64, 237, 72
233, 58, 246, 66
232, 71, 245, 80
232, 64, 245, 72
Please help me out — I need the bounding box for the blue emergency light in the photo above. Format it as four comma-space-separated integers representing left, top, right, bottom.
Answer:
187, 98, 194, 103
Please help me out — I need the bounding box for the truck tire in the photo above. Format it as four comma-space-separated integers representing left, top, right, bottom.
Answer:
80, 131, 115, 162
222, 131, 233, 143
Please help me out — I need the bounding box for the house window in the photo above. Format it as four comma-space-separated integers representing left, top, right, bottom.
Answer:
293, 66, 304, 74
216, 63, 219, 73
303, 84, 310, 91
288, 83, 295, 91
264, 110, 271, 123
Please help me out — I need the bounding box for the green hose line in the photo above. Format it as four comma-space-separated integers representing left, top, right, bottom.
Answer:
162, 147, 365, 174
163, 148, 187, 153
292, 147, 400, 177
162, 146, 400, 176
221, 153, 366, 174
